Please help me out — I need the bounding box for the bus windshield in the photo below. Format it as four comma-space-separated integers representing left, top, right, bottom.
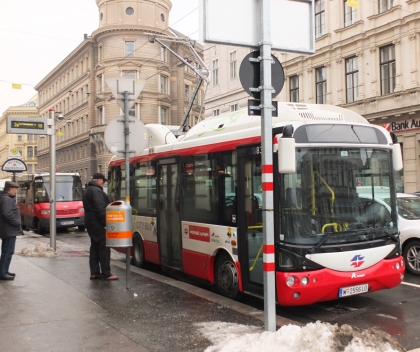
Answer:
34, 175, 83, 202
280, 147, 398, 247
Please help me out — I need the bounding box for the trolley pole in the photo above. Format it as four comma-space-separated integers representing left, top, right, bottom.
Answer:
48, 108, 57, 250
260, 0, 276, 332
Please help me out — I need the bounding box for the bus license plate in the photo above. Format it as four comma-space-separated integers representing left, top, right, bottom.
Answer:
339, 284, 369, 297
60, 221, 74, 225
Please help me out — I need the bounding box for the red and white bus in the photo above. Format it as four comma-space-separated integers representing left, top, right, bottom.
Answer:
17, 173, 85, 234
108, 103, 404, 306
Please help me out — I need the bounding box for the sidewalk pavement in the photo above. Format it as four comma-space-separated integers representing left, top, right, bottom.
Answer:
0, 232, 299, 352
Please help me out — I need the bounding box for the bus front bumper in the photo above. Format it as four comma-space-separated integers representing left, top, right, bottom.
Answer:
276, 256, 405, 306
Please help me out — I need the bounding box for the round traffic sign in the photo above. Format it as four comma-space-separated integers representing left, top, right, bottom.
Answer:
239, 50, 285, 99
104, 117, 148, 158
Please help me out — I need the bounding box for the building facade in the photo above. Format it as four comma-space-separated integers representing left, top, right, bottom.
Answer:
0, 96, 38, 180
204, 0, 420, 192
35, 0, 204, 183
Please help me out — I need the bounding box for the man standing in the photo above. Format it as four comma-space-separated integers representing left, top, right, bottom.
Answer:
83, 173, 118, 280
0, 181, 22, 281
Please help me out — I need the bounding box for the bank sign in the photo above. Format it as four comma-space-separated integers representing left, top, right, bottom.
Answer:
384, 119, 420, 132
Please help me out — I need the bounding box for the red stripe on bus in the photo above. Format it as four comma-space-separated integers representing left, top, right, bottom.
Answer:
262, 164, 273, 173
264, 244, 275, 254
110, 136, 262, 166
263, 262, 275, 272
262, 182, 273, 191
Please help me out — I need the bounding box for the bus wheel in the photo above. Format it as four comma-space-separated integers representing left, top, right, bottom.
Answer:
78, 226, 85, 232
215, 252, 241, 300
403, 239, 420, 275
36, 220, 45, 235
132, 233, 145, 268
21, 216, 26, 230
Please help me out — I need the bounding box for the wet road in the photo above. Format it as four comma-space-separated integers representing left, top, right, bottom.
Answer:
41, 228, 420, 351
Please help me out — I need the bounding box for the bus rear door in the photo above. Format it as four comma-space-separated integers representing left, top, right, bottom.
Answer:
157, 158, 182, 269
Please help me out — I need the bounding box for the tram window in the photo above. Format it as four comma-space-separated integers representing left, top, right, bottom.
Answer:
131, 163, 156, 215
181, 156, 221, 224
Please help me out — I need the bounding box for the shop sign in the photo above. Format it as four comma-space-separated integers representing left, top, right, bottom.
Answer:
384, 119, 420, 132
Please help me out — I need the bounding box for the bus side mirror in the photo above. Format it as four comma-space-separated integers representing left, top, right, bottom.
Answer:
278, 125, 296, 174
392, 143, 403, 171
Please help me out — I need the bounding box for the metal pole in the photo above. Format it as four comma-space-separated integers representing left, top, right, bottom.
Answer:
260, 0, 276, 332
48, 108, 56, 250
123, 91, 131, 290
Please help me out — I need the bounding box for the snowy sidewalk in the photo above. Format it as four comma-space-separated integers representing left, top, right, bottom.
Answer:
0, 233, 413, 352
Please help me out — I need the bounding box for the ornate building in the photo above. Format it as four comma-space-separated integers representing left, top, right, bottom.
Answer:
36, 0, 204, 183
0, 96, 38, 179
204, 0, 420, 192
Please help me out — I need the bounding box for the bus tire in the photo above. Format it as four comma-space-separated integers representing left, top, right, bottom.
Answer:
132, 233, 145, 268
215, 252, 241, 300
403, 239, 420, 275
21, 216, 26, 230
78, 226, 86, 232
36, 219, 46, 236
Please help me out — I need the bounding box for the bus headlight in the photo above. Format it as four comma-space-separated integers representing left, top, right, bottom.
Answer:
286, 276, 298, 287
79, 208, 85, 213
41, 210, 50, 215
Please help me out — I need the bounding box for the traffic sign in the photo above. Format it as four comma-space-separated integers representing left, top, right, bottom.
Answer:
239, 50, 284, 99
104, 116, 148, 158
2, 158, 27, 172
7, 116, 48, 135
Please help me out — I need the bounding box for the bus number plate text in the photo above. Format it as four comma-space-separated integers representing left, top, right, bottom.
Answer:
339, 284, 368, 297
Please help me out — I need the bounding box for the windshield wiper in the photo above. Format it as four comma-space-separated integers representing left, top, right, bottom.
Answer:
308, 228, 399, 254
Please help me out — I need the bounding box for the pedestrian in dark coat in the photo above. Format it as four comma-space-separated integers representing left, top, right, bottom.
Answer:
0, 181, 22, 280
82, 173, 118, 280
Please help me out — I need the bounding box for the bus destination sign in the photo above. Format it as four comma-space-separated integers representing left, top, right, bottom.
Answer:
7, 116, 48, 135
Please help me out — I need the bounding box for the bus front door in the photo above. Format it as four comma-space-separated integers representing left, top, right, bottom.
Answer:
157, 159, 182, 269
237, 152, 264, 297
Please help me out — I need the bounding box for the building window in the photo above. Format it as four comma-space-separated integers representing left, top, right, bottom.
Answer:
161, 46, 166, 61
160, 75, 168, 94
345, 56, 358, 103
125, 41, 134, 57
97, 106, 105, 125
230, 104, 238, 112
129, 103, 140, 119
212, 59, 219, 86
34, 147, 38, 156
344, 0, 357, 27
98, 45, 103, 61
160, 106, 168, 125
185, 85, 189, 102
316, 67, 327, 104
27, 147, 33, 157
379, 0, 393, 13
289, 75, 299, 102
315, 0, 325, 38
97, 74, 103, 92
230, 51, 237, 79
18, 134, 22, 141
213, 109, 220, 116
122, 70, 136, 80
380, 45, 396, 95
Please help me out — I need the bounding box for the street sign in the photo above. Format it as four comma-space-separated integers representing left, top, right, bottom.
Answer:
2, 158, 27, 172
7, 116, 48, 135
104, 116, 148, 158
239, 50, 284, 99
8, 148, 22, 159
199, 0, 315, 54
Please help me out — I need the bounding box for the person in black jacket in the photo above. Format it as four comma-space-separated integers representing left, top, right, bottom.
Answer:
83, 173, 118, 280
0, 181, 22, 281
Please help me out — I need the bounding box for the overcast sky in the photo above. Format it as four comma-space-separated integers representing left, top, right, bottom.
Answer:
0, 0, 199, 115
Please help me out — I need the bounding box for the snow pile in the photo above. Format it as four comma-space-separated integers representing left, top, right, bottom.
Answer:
17, 243, 59, 257
195, 321, 405, 352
